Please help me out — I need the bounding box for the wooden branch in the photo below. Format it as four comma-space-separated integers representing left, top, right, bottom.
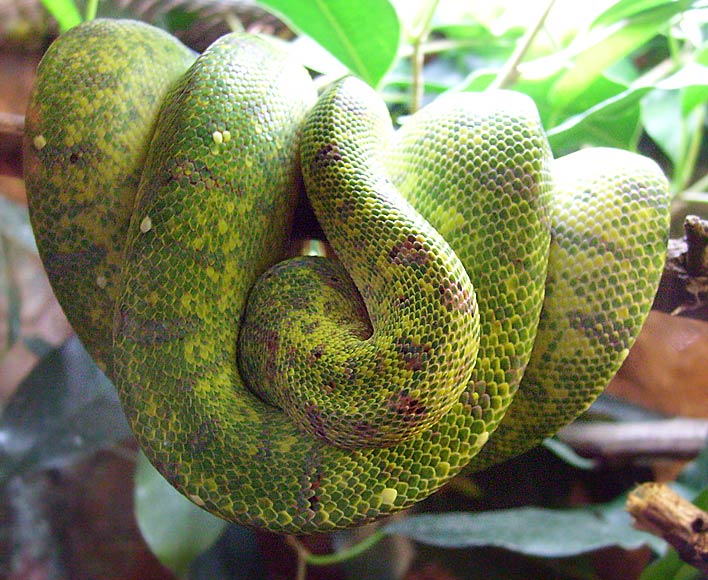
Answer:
0, 111, 25, 137
627, 483, 708, 574
557, 418, 708, 461
0, 112, 25, 180
684, 215, 708, 277
654, 215, 708, 320
488, 0, 557, 91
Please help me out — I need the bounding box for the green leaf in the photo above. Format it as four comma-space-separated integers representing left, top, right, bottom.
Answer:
547, 85, 652, 153
135, 452, 227, 577
640, 49, 708, 189
641, 88, 693, 166
550, 3, 689, 109
290, 35, 349, 76
683, 44, 708, 113
40, 0, 83, 31
383, 506, 657, 557
256, 0, 400, 87
460, 68, 633, 139
640, 551, 703, 580
653, 46, 708, 115
460, 69, 565, 129
656, 62, 708, 90
591, 0, 696, 28
657, 61, 708, 87
0, 336, 132, 483
390, 0, 437, 38
676, 441, 708, 496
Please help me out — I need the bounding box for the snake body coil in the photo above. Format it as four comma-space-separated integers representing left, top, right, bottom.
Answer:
24, 19, 670, 534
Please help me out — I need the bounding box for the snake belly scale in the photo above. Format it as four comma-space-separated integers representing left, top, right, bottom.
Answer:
23, 19, 671, 534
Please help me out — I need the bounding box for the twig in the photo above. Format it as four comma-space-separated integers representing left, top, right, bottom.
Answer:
0, 112, 25, 137
487, 0, 557, 91
284, 528, 387, 578
674, 103, 707, 193
285, 535, 308, 580
557, 418, 708, 461
85, 0, 99, 21
627, 483, 708, 575
654, 215, 708, 319
685, 215, 708, 276
411, 36, 425, 113
409, 0, 440, 113
398, 37, 500, 59
303, 529, 386, 566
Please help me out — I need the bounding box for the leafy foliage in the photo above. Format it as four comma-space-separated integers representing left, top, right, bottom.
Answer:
9, 0, 708, 578
258, 0, 400, 87
40, 0, 82, 30
382, 505, 660, 556
0, 336, 131, 482
134, 452, 228, 577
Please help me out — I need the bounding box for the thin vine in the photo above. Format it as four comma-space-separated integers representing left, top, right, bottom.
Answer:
674, 104, 706, 193
409, 0, 440, 113
488, 0, 557, 91
286, 530, 387, 579
85, 0, 99, 21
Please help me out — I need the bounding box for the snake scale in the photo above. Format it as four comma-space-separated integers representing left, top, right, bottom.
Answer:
23, 19, 670, 534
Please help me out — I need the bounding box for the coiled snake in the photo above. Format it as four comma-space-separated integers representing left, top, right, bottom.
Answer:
23, 19, 670, 534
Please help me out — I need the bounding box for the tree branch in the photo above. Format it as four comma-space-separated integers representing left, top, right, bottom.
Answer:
654, 215, 708, 320
0, 112, 25, 137
409, 0, 440, 113
488, 0, 557, 91
558, 418, 708, 461
627, 483, 708, 575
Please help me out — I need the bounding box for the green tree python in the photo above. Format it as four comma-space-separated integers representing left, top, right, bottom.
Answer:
23, 19, 671, 534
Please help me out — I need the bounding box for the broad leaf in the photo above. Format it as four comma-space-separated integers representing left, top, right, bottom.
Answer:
654, 56, 708, 115
0, 336, 131, 482
390, 0, 438, 39
384, 506, 660, 557
547, 85, 652, 153
674, 443, 708, 503
290, 35, 349, 76
135, 452, 228, 577
640, 550, 703, 580
39, 0, 83, 31
257, 0, 400, 87
550, 2, 691, 109
460, 69, 632, 139
641, 88, 703, 168
591, 0, 697, 28
682, 45, 708, 114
